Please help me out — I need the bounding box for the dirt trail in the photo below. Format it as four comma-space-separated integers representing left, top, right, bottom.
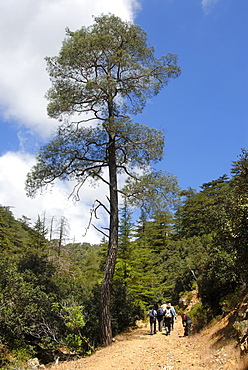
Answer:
48, 317, 246, 370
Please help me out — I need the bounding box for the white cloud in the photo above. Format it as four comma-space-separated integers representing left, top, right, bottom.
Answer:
201, 0, 220, 14
0, 0, 140, 244
0, 151, 111, 244
0, 0, 140, 139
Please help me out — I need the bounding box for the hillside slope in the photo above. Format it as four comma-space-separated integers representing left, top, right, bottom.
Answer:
47, 316, 248, 370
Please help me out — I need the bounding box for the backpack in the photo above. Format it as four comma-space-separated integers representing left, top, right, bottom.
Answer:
148, 309, 156, 318
157, 307, 163, 316
164, 308, 172, 318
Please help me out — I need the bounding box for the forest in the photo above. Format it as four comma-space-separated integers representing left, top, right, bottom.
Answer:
0, 149, 247, 368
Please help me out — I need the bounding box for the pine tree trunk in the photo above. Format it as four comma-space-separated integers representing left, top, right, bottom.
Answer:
100, 131, 119, 346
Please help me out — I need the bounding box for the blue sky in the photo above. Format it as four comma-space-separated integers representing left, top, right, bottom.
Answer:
135, 0, 247, 190
0, 0, 247, 243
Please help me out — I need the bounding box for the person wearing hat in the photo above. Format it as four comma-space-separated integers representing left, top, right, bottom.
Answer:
168, 303, 176, 330
163, 303, 173, 335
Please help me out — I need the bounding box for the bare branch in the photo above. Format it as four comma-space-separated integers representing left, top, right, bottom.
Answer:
82, 199, 110, 237
94, 199, 110, 216
92, 223, 109, 239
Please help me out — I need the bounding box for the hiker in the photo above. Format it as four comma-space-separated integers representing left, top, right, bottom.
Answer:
147, 307, 157, 335
181, 313, 192, 336
156, 306, 164, 332
168, 303, 176, 330
163, 303, 173, 335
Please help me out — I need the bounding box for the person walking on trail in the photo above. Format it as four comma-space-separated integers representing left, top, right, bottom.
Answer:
147, 307, 157, 335
168, 303, 176, 330
181, 313, 192, 336
156, 306, 164, 332
163, 304, 173, 335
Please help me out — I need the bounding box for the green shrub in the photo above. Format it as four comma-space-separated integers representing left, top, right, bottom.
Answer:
188, 302, 207, 332
220, 291, 244, 314
0, 347, 33, 370
233, 321, 248, 338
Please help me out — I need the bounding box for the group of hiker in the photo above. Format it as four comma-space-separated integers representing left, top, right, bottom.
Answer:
147, 303, 192, 337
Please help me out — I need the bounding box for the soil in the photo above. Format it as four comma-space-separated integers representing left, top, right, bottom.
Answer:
47, 316, 248, 370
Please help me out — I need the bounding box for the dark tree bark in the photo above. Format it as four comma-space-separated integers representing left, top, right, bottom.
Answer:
100, 132, 119, 345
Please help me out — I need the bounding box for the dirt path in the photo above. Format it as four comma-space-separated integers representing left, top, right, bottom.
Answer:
48, 319, 245, 370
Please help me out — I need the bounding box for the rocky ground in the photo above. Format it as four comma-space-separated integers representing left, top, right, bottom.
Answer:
47, 315, 248, 370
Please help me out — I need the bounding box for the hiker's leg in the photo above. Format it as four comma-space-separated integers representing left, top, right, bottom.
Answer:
164, 318, 168, 332
187, 322, 191, 336
184, 323, 190, 336
165, 318, 171, 334
150, 318, 153, 334
168, 318, 171, 334
150, 318, 156, 334
159, 318, 163, 331
171, 317, 174, 330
